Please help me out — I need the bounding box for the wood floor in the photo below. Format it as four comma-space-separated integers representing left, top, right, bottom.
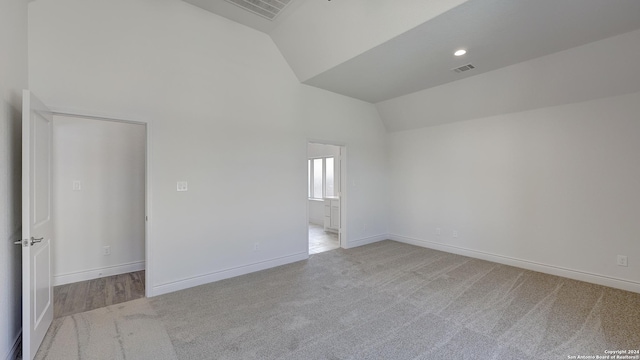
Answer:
53, 271, 145, 318
309, 223, 339, 254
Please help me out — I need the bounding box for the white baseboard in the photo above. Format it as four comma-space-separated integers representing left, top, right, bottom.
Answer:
53, 261, 145, 286
151, 252, 309, 297
389, 234, 640, 294
346, 234, 388, 249
4, 331, 20, 360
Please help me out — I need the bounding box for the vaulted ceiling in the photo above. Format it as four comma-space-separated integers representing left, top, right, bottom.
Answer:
305, 0, 640, 103
183, 0, 640, 129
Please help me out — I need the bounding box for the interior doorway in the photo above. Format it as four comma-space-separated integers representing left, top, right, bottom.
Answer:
52, 270, 145, 318
51, 114, 147, 317
307, 142, 345, 254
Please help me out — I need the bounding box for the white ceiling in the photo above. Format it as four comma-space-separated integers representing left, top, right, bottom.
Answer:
376, 28, 640, 132
305, 0, 640, 103
185, 0, 640, 104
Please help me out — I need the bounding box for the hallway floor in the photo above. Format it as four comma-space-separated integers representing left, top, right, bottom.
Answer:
53, 270, 145, 318
309, 223, 339, 254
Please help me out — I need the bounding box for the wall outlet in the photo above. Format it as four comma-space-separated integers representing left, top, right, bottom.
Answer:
102, 246, 111, 256
436, 228, 441, 236
253, 242, 260, 251
453, 230, 459, 238
72, 180, 82, 191
617, 255, 628, 267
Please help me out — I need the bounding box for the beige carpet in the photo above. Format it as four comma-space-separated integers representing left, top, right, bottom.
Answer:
35, 241, 640, 360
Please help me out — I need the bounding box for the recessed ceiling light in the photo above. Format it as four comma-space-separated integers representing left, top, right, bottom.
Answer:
454, 49, 467, 56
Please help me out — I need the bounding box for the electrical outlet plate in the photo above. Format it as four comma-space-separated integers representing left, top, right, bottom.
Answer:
177, 181, 188, 192
453, 230, 459, 238
103, 246, 111, 256
436, 228, 441, 236
617, 255, 628, 267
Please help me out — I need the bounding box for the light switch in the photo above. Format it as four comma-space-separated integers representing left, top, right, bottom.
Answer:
72, 180, 82, 191
177, 181, 188, 192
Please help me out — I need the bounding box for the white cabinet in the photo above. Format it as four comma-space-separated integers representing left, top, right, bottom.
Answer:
323, 198, 340, 233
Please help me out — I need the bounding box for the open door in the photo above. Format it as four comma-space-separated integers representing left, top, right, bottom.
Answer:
21, 90, 54, 360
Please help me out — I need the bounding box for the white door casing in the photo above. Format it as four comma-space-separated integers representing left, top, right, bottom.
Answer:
338, 147, 343, 247
22, 90, 54, 360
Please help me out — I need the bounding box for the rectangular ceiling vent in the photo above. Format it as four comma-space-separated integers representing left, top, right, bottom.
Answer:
226, 0, 292, 21
452, 64, 476, 73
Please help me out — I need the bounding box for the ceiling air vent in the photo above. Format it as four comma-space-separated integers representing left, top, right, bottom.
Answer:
226, 0, 292, 20
452, 64, 476, 73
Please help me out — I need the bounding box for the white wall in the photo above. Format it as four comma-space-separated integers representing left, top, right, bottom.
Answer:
0, 0, 27, 357
29, 0, 388, 296
271, 0, 468, 82
388, 91, 640, 292
52, 115, 145, 285
307, 143, 341, 225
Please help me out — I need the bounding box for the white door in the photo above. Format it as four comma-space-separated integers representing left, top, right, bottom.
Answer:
21, 90, 54, 360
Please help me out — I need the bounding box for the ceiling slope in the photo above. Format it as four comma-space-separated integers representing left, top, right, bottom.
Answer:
181, 0, 470, 82
376, 28, 640, 132
182, 0, 640, 129
269, 0, 469, 82
305, 0, 640, 103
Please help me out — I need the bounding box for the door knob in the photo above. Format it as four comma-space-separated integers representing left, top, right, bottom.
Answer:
30, 237, 44, 246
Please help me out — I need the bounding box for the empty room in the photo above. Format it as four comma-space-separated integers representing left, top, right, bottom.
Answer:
1, 0, 639, 359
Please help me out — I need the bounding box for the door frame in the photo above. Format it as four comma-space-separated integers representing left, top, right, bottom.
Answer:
306, 139, 347, 251
49, 108, 153, 297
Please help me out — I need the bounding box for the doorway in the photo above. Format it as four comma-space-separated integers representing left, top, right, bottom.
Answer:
51, 114, 147, 317
307, 142, 345, 254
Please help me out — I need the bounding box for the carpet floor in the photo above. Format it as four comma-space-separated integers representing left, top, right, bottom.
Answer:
35, 240, 640, 360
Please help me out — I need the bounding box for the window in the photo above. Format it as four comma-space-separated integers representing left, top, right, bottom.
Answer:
308, 157, 335, 199
313, 158, 323, 198
325, 158, 334, 197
